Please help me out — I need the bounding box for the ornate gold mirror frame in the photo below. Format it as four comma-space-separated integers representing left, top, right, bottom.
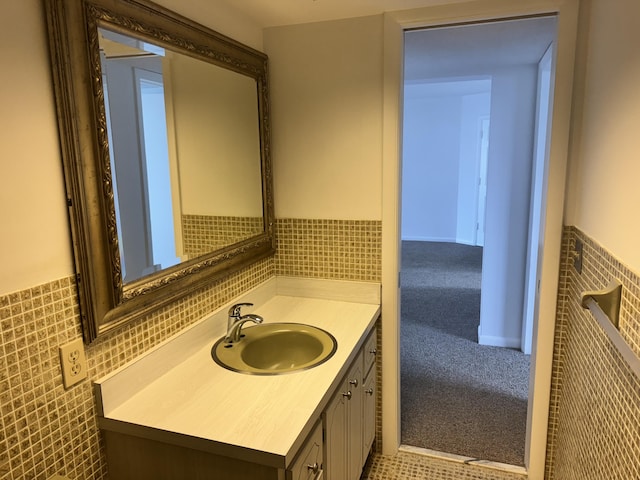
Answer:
44, 0, 274, 342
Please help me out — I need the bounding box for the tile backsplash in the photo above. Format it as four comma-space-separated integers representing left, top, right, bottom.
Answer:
275, 218, 382, 282
1, 218, 381, 479
1, 259, 273, 480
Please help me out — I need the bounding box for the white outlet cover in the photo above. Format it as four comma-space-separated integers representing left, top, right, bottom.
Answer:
59, 337, 88, 388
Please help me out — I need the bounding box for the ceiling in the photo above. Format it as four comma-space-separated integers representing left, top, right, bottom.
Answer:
217, 0, 471, 28
404, 16, 557, 82
215, 1, 556, 83
195, 1, 555, 89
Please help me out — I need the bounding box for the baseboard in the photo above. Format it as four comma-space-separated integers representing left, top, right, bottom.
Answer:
478, 329, 521, 349
401, 236, 457, 243
455, 238, 476, 246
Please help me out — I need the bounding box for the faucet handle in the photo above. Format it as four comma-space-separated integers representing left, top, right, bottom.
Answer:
228, 302, 253, 318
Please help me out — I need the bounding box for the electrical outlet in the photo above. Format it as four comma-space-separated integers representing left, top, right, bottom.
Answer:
573, 238, 583, 274
59, 338, 88, 388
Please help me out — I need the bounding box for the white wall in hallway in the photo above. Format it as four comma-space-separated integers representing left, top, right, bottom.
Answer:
402, 81, 490, 243
479, 65, 538, 348
402, 85, 462, 242
457, 90, 491, 245
400, 67, 538, 348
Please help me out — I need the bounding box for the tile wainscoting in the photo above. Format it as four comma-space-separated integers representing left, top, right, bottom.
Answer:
1, 218, 381, 479
5, 221, 637, 479
275, 218, 382, 282
0, 258, 274, 479
545, 226, 640, 480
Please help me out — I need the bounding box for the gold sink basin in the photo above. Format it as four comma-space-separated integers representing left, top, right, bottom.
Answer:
212, 323, 337, 375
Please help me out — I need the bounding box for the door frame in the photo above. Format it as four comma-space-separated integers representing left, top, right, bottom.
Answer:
523, 44, 555, 355
380, 1, 579, 478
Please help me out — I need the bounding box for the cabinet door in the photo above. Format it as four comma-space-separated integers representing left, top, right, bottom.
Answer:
288, 421, 323, 480
363, 328, 378, 376
346, 359, 364, 480
362, 364, 376, 460
323, 382, 347, 480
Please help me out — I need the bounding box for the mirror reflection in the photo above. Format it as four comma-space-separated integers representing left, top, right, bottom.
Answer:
99, 28, 264, 284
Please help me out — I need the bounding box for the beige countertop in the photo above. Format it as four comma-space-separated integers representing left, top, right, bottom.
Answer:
94, 277, 380, 469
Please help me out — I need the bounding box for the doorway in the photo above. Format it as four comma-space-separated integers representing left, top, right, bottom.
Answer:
398, 15, 558, 468
380, 3, 579, 478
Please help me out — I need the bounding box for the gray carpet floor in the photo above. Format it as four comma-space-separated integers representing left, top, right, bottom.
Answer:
400, 241, 530, 466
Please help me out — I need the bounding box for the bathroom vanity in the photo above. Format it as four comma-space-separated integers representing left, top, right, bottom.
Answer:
94, 277, 380, 480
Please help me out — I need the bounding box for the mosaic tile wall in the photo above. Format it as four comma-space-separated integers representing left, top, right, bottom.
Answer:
275, 218, 382, 282
181, 214, 263, 257
0, 258, 273, 480
545, 226, 640, 480
1, 217, 383, 480
2, 217, 633, 479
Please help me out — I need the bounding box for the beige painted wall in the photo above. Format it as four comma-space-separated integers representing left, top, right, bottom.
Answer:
564, 0, 640, 274
264, 16, 384, 221
0, 0, 73, 296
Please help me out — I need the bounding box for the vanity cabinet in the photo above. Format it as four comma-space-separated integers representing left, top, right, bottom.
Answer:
104, 420, 324, 480
96, 291, 381, 480
323, 327, 377, 480
100, 326, 378, 480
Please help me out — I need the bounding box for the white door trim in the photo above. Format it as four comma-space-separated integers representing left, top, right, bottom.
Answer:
475, 115, 490, 247
522, 44, 555, 356
381, 1, 579, 478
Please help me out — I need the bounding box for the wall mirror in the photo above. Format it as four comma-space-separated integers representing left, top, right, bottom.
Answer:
44, 0, 275, 342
